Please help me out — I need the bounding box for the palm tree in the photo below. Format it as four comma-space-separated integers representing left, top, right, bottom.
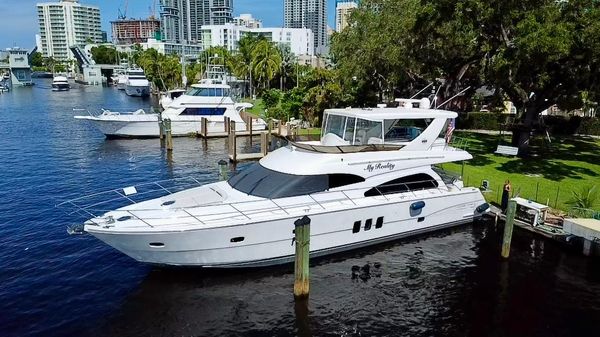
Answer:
232, 35, 264, 97
251, 39, 282, 92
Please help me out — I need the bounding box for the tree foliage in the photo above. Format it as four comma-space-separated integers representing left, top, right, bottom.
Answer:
90, 45, 121, 65
331, 0, 600, 154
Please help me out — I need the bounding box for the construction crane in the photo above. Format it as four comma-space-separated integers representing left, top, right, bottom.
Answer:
117, 0, 128, 20
149, 0, 157, 19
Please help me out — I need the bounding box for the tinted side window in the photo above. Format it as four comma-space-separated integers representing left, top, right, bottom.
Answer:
364, 173, 438, 197
228, 164, 364, 198
329, 174, 365, 189
181, 107, 226, 115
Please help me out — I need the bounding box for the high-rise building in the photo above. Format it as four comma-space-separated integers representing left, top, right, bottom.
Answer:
234, 14, 262, 29
111, 19, 161, 45
159, 0, 233, 44
335, 0, 358, 32
284, 0, 328, 55
201, 24, 314, 56
37, 0, 102, 62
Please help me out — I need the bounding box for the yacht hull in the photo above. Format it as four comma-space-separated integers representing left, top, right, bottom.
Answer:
86, 190, 486, 267
125, 85, 150, 97
75, 115, 266, 138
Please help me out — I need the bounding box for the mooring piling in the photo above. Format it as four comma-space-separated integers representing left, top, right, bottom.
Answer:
163, 118, 173, 151
501, 199, 517, 258
260, 132, 268, 156
293, 215, 311, 299
158, 113, 165, 147
228, 120, 237, 162
200, 117, 208, 138
218, 159, 228, 181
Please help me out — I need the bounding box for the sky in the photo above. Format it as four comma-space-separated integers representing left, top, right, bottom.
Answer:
0, 0, 337, 49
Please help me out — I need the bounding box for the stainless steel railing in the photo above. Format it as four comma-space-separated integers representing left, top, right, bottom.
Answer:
58, 176, 475, 228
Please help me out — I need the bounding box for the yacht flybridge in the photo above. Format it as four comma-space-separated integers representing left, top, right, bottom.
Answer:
74, 77, 266, 138
63, 102, 489, 267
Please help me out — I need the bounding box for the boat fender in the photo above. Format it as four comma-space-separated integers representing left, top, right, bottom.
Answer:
476, 203, 490, 213
410, 201, 425, 217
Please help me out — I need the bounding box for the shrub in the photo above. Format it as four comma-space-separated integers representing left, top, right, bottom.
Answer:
456, 112, 507, 130
261, 89, 282, 109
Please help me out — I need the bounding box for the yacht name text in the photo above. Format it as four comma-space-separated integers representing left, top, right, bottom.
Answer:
365, 163, 396, 172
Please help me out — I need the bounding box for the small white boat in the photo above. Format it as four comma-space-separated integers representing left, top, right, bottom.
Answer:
64, 101, 489, 267
52, 76, 70, 91
124, 68, 150, 97
75, 78, 266, 138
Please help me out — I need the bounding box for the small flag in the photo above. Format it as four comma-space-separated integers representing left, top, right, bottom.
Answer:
445, 118, 455, 144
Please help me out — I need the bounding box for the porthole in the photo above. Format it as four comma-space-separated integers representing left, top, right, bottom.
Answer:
417, 217, 425, 222
117, 216, 132, 222
149, 242, 165, 248
161, 200, 175, 206
230, 236, 245, 243
352, 220, 361, 233
364, 219, 372, 231
375, 217, 384, 228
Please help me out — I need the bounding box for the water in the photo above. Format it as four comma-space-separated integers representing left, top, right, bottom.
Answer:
1, 81, 600, 337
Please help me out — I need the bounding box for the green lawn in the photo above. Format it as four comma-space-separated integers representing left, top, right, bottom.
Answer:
240, 98, 265, 117
441, 131, 600, 211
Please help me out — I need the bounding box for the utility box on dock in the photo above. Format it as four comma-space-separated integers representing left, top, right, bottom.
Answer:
563, 218, 600, 256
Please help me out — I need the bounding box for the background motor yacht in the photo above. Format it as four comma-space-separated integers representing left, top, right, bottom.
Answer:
124, 68, 150, 97
75, 78, 266, 138
52, 75, 70, 91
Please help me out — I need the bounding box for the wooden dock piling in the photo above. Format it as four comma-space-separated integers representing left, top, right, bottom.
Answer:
293, 215, 311, 299
164, 118, 173, 151
228, 120, 237, 162
501, 200, 517, 258
218, 159, 228, 181
224, 116, 230, 133
158, 113, 165, 147
260, 132, 268, 156
200, 117, 208, 137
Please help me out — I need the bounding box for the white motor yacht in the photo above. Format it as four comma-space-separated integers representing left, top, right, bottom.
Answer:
63, 102, 489, 267
124, 68, 150, 97
52, 75, 70, 91
74, 78, 266, 138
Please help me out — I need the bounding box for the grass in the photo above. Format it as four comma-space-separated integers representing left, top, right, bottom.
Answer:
441, 131, 600, 211
240, 98, 265, 117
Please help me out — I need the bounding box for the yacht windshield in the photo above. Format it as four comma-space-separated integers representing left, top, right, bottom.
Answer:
384, 119, 430, 142
323, 114, 382, 145
186, 87, 230, 97
228, 164, 364, 198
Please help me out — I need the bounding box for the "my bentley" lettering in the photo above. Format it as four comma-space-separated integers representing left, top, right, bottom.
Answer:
365, 162, 395, 172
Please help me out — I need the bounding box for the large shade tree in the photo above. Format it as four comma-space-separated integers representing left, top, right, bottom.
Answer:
332, 0, 600, 155
414, 0, 600, 154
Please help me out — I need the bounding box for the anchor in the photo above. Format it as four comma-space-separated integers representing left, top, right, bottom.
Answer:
66, 224, 86, 235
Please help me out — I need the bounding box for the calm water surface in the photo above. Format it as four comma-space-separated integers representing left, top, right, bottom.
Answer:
1, 81, 599, 337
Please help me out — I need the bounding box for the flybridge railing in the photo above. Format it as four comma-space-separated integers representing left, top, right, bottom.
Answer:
58, 177, 469, 228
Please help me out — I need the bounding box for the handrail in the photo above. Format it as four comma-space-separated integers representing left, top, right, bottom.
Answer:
58, 176, 469, 227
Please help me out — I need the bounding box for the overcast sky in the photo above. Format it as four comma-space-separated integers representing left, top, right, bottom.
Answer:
0, 0, 337, 49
